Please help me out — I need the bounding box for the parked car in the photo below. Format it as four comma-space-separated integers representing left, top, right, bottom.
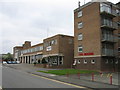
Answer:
16, 61, 20, 64
2, 61, 7, 64
7, 61, 17, 64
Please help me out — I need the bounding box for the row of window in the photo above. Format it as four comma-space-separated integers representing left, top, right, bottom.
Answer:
21, 46, 43, 54
44, 39, 57, 47
76, 59, 118, 64
105, 59, 118, 64
77, 60, 95, 64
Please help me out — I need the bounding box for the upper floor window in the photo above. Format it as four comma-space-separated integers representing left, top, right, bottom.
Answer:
78, 11, 82, 18
100, 3, 111, 14
78, 22, 83, 29
78, 33, 83, 40
78, 45, 83, 52
69, 39, 73, 44
116, 9, 120, 16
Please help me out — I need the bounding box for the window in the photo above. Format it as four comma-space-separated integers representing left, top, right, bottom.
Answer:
69, 39, 73, 44
78, 60, 81, 64
78, 22, 83, 29
78, 33, 83, 40
84, 60, 87, 64
52, 59, 57, 65
78, 11, 82, 18
55, 39, 57, 45
116, 9, 120, 15
118, 47, 120, 52
105, 59, 108, 64
91, 60, 95, 64
100, 3, 111, 14
115, 60, 118, 64
111, 60, 113, 64
51, 40, 55, 45
78, 46, 83, 52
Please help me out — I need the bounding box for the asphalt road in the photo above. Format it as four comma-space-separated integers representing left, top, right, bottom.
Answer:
2, 66, 85, 88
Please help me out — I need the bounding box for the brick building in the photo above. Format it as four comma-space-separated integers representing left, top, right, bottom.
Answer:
13, 34, 74, 68
74, 1, 120, 71
13, 41, 43, 64
43, 34, 74, 68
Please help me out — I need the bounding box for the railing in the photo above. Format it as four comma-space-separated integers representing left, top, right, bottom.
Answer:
101, 21, 118, 30
100, 6, 117, 16
102, 49, 118, 56
102, 35, 118, 42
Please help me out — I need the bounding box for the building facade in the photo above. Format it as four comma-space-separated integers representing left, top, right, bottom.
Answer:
13, 41, 43, 64
43, 34, 74, 68
13, 34, 74, 68
74, 1, 120, 71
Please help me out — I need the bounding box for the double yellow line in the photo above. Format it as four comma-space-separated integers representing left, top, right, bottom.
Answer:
31, 74, 86, 88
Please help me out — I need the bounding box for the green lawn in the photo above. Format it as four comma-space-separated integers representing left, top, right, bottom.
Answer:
38, 69, 98, 75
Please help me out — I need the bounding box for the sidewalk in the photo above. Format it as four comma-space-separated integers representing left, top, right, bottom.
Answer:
5, 64, 119, 89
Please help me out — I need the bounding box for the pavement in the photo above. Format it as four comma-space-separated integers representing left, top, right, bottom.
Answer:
3, 63, 120, 89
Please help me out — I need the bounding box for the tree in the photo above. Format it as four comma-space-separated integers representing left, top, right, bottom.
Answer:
3, 53, 13, 61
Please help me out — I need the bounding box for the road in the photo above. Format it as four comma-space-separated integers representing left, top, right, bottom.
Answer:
2, 65, 85, 88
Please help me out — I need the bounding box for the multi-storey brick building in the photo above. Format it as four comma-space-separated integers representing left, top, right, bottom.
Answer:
13, 34, 74, 68
13, 41, 43, 64
43, 34, 74, 68
74, 1, 120, 71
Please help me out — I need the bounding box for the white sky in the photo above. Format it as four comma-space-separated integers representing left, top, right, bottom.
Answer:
0, 0, 119, 54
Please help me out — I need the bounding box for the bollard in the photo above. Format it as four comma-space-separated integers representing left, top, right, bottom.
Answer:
110, 75, 112, 85
77, 72, 80, 79
100, 72, 103, 77
92, 73, 94, 81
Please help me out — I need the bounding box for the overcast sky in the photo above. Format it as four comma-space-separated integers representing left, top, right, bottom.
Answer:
0, 0, 119, 54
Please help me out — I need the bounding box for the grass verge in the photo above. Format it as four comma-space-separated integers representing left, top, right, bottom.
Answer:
37, 69, 98, 75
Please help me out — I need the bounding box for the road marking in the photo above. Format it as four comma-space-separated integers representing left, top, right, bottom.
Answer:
31, 74, 86, 88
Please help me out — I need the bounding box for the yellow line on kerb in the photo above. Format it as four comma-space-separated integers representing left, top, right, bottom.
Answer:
31, 74, 85, 88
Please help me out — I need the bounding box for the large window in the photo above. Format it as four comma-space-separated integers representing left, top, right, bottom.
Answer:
78, 11, 82, 18
100, 3, 111, 14
78, 33, 83, 40
78, 46, 83, 52
78, 22, 83, 29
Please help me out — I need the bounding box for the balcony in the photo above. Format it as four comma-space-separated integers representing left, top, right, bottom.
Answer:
101, 35, 118, 43
100, 6, 117, 18
101, 21, 118, 30
102, 49, 114, 56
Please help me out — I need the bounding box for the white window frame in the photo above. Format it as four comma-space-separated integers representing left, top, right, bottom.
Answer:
78, 22, 83, 29
78, 11, 82, 18
78, 60, 81, 64
84, 60, 87, 64
91, 60, 95, 64
78, 46, 83, 52
78, 33, 83, 40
